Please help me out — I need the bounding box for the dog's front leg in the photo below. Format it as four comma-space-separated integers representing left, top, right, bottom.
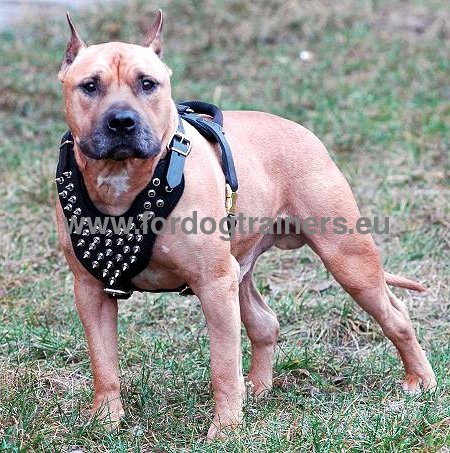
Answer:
192, 259, 245, 440
74, 277, 124, 428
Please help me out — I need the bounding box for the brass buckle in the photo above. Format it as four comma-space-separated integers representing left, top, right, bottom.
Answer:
169, 132, 192, 157
225, 183, 238, 217
104, 288, 132, 299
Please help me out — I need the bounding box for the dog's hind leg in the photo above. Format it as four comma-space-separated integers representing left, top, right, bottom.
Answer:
306, 232, 436, 392
239, 265, 280, 398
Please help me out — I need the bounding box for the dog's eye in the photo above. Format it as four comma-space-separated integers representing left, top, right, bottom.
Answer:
81, 81, 97, 94
141, 78, 157, 92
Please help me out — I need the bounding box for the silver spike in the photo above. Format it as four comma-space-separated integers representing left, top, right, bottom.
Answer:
153, 178, 160, 186
73, 208, 81, 216
105, 238, 112, 247
122, 263, 129, 271
93, 237, 100, 244
65, 183, 74, 191
165, 185, 173, 193
126, 234, 134, 242
148, 189, 156, 197
123, 245, 131, 254
64, 204, 73, 211
114, 270, 121, 278
63, 171, 72, 178
102, 269, 109, 277
68, 195, 77, 203
130, 255, 137, 263
144, 201, 152, 209
83, 219, 89, 226
133, 245, 140, 253
77, 239, 85, 247
55, 177, 64, 184
118, 228, 124, 236
109, 277, 116, 286
148, 211, 155, 219
105, 249, 113, 256
92, 261, 99, 269
129, 223, 136, 230
106, 261, 113, 269
105, 229, 113, 237
156, 199, 164, 208
83, 251, 91, 259
137, 213, 144, 221
136, 234, 143, 242
82, 229, 90, 236
116, 238, 124, 246
88, 243, 96, 251
59, 190, 68, 198
115, 254, 123, 262
97, 252, 104, 261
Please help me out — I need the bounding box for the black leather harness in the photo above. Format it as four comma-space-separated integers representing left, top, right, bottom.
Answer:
56, 101, 238, 299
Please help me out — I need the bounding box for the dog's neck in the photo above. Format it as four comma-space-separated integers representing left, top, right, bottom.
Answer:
75, 104, 179, 216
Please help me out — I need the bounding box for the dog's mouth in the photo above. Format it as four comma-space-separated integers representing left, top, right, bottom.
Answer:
104, 144, 146, 161
79, 132, 162, 161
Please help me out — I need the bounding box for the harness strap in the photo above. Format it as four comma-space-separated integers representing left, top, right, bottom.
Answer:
177, 102, 238, 193
178, 101, 223, 127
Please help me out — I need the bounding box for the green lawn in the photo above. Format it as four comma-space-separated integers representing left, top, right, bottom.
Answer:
0, 0, 449, 450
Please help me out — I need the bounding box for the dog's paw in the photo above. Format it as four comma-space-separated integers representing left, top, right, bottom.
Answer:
402, 371, 437, 394
246, 376, 272, 400
206, 412, 242, 441
90, 394, 125, 431
206, 423, 225, 442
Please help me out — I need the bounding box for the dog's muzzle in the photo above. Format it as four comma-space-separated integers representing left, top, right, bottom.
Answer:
79, 107, 161, 160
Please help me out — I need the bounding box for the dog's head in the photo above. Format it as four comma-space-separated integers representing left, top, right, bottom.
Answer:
58, 10, 173, 161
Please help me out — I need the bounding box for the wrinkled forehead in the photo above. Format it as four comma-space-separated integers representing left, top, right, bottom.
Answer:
66, 42, 168, 83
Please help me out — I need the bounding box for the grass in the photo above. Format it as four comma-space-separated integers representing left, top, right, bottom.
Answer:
0, 0, 449, 450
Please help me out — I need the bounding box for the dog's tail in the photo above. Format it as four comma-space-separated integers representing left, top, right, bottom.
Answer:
384, 271, 426, 292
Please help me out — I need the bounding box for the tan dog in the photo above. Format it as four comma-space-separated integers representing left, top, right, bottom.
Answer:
56, 10, 436, 439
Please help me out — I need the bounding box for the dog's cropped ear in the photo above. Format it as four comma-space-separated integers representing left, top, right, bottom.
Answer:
144, 9, 164, 58
58, 13, 86, 82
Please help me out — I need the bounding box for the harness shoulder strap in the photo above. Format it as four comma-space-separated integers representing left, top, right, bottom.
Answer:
178, 100, 223, 126
176, 102, 238, 193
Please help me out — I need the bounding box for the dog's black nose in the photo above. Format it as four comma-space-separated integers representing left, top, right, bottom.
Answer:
107, 110, 139, 134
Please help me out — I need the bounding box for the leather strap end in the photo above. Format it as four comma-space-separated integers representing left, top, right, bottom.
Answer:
166, 151, 185, 188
